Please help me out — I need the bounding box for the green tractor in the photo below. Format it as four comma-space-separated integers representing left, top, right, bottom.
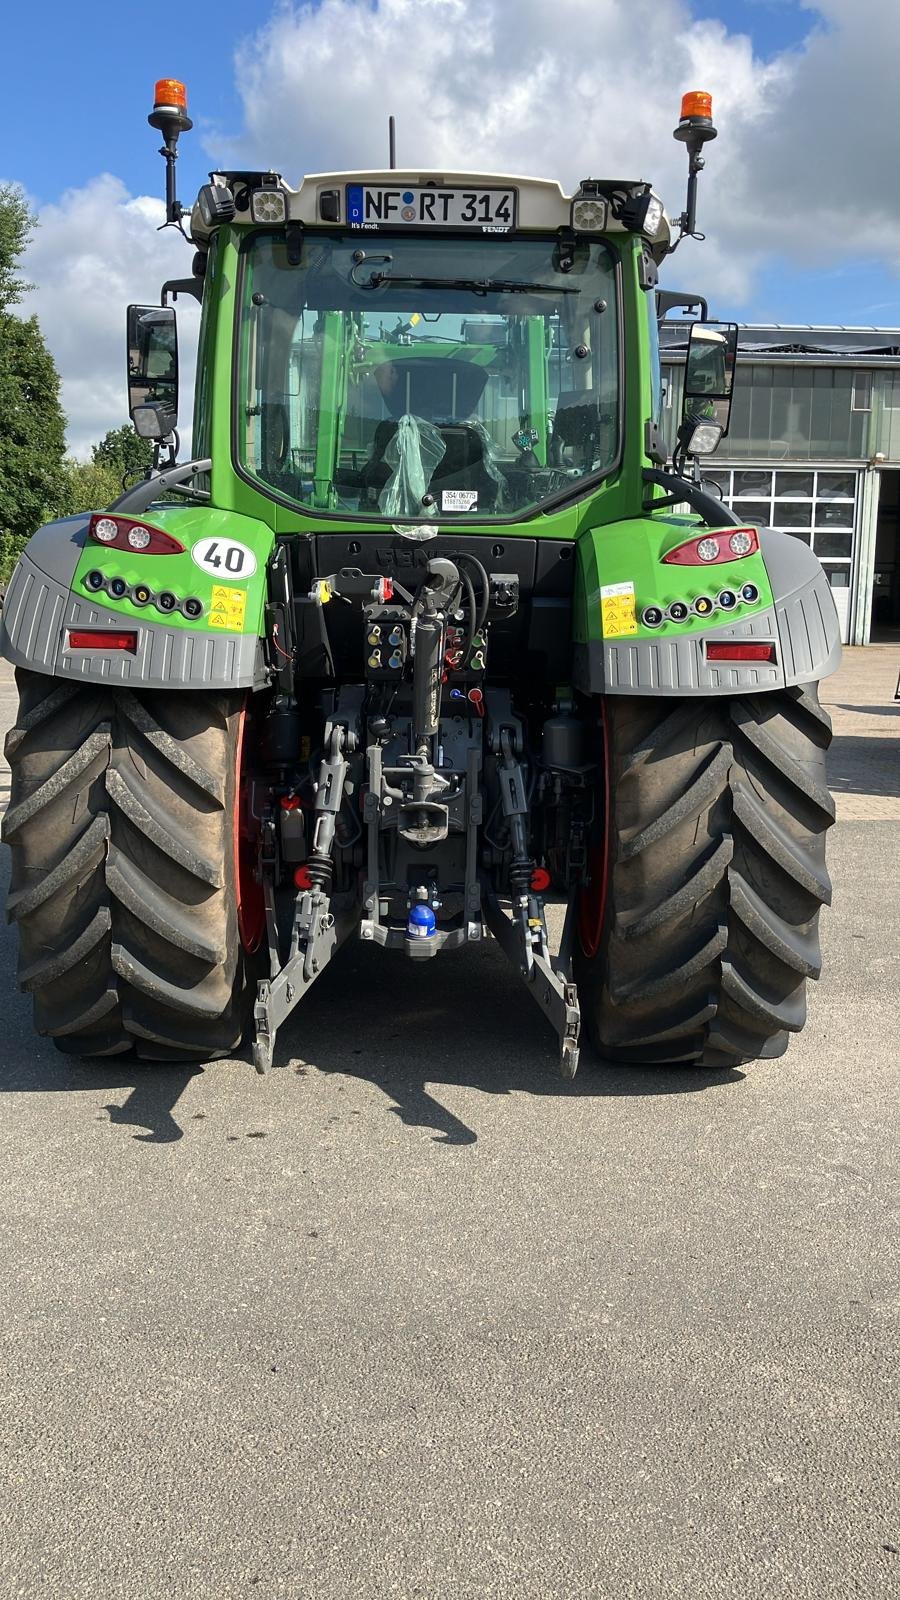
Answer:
1, 83, 840, 1075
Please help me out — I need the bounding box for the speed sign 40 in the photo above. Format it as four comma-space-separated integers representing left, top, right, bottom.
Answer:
191, 537, 258, 580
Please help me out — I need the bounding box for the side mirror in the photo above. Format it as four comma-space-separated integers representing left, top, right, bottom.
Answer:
127, 304, 178, 438
680, 319, 738, 455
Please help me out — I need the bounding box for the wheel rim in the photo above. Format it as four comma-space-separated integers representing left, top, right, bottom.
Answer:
577, 698, 610, 959
234, 707, 266, 954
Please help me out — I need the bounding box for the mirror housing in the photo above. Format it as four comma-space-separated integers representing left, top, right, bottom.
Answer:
679, 319, 738, 457
127, 304, 178, 438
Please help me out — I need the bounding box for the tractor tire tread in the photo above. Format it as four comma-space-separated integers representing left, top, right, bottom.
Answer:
4, 669, 250, 1061
575, 684, 833, 1069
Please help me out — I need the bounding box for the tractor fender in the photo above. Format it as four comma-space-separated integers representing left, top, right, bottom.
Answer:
0, 509, 271, 691
573, 523, 841, 697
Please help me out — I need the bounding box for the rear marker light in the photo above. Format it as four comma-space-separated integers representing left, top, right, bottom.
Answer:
707, 642, 776, 663
68, 630, 137, 653
294, 866, 314, 889
663, 527, 760, 565
88, 513, 185, 556
530, 867, 552, 893
729, 531, 753, 557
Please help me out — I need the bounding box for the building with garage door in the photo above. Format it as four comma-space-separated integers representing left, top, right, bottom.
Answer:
659, 324, 900, 646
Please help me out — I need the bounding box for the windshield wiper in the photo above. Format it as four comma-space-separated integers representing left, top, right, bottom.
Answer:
349, 258, 577, 296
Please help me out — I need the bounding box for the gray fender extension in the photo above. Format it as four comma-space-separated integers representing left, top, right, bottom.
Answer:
574, 528, 842, 697
0, 515, 266, 691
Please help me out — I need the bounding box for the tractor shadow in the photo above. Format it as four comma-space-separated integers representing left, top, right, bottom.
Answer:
0, 1037, 201, 1144
0, 855, 198, 1143
0, 853, 741, 1147
276, 938, 745, 1147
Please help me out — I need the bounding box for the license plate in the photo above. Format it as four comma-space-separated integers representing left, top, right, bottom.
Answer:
346, 185, 516, 230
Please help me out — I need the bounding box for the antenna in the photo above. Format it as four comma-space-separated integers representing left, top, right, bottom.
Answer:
388, 115, 397, 170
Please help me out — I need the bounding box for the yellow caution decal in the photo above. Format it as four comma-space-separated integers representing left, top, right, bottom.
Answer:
209, 585, 247, 631
600, 581, 638, 639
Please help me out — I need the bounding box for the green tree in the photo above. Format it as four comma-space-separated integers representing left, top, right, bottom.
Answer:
55, 458, 122, 519
0, 183, 33, 309
92, 424, 153, 486
0, 185, 67, 582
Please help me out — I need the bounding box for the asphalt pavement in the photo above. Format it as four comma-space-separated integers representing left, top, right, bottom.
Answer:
0, 652, 897, 1599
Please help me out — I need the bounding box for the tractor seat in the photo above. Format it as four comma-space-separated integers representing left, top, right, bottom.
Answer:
550, 390, 603, 466
360, 419, 505, 513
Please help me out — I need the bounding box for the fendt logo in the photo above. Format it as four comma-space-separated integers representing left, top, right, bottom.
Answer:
374, 545, 430, 571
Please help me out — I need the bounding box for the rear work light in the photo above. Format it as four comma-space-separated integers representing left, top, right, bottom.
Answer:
663, 527, 760, 565
706, 642, 776, 663
68, 630, 138, 653
88, 514, 185, 556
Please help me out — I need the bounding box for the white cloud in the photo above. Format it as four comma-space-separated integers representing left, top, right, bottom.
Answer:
15, 0, 900, 454
19, 175, 199, 458
211, 0, 900, 300
209, 0, 789, 304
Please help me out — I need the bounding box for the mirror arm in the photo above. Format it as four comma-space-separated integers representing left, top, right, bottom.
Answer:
643, 468, 742, 528
107, 458, 213, 516
162, 278, 203, 306
657, 290, 709, 322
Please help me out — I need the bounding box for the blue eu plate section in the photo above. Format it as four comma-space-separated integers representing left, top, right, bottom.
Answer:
347, 185, 365, 226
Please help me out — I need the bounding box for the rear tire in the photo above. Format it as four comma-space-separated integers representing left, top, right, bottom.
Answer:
3, 670, 256, 1061
574, 686, 834, 1068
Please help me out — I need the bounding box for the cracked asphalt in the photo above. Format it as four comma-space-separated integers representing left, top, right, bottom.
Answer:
0, 652, 897, 1599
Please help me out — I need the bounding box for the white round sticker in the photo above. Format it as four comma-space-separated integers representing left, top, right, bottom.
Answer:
191, 537, 258, 580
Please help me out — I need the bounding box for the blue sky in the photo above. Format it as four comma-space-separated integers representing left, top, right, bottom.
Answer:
6, 0, 900, 451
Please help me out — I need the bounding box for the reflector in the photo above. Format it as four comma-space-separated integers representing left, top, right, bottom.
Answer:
706, 642, 775, 663
68, 630, 137, 653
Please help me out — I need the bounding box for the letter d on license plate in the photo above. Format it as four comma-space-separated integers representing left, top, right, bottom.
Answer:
346, 185, 516, 229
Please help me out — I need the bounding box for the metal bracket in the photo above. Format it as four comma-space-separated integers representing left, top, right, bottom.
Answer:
483, 889, 580, 1079
252, 894, 356, 1072
252, 691, 363, 1071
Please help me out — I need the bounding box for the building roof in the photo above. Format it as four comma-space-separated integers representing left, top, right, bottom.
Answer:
659, 321, 900, 358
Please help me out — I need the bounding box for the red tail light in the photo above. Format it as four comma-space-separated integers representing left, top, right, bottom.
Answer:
88, 514, 185, 556
68, 630, 138, 653
706, 642, 775, 663
663, 527, 759, 565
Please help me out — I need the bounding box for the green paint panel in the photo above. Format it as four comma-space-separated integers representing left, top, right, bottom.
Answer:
73, 506, 277, 636
574, 514, 774, 644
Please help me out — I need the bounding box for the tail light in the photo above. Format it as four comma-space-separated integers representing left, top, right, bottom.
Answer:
663, 528, 759, 565
706, 642, 775, 663
67, 630, 138, 653
89, 514, 185, 556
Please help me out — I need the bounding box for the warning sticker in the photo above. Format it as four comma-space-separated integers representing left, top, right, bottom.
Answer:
600, 580, 638, 639
209, 585, 247, 631
441, 489, 478, 512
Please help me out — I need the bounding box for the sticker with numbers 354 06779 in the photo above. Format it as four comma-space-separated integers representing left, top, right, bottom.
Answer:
191, 538, 258, 580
